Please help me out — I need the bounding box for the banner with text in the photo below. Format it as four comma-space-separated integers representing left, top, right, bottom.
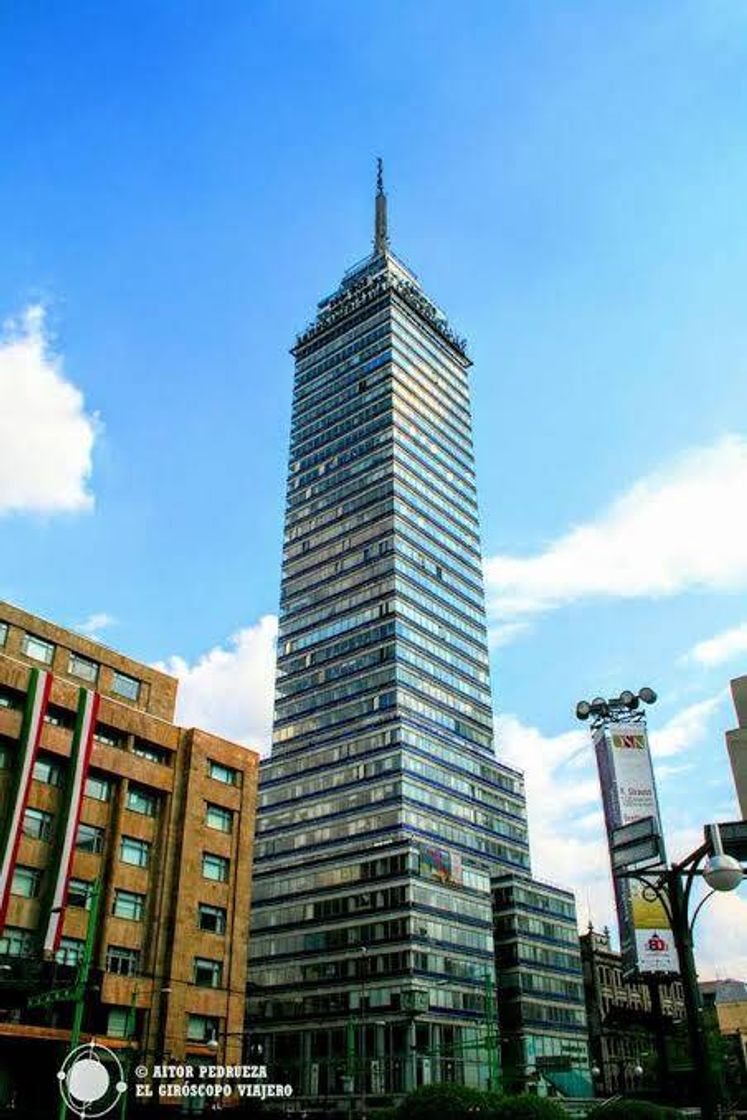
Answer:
593, 722, 678, 976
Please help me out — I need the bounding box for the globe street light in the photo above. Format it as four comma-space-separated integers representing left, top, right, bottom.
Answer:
703, 825, 743, 892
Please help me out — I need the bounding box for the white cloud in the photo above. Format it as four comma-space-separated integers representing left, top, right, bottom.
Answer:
0, 305, 98, 515
685, 621, 747, 668
157, 616, 278, 755
77, 612, 117, 637
496, 691, 744, 971
648, 692, 727, 759
488, 621, 531, 649
496, 713, 615, 932
485, 435, 747, 619
695, 887, 747, 979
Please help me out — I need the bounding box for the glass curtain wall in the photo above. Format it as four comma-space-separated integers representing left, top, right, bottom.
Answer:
249, 185, 530, 1102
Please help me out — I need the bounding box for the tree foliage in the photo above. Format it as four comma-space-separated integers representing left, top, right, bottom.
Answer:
394, 1085, 567, 1120
393, 1083, 489, 1120
586, 1100, 680, 1119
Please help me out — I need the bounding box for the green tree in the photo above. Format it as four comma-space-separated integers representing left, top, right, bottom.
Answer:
488, 1094, 567, 1119
393, 1084, 489, 1120
586, 1100, 679, 1119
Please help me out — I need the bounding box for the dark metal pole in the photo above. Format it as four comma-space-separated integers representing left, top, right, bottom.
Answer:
646, 976, 669, 1099
667, 869, 718, 1120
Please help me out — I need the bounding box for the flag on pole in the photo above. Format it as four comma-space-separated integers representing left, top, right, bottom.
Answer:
43, 687, 100, 954
0, 668, 52, 933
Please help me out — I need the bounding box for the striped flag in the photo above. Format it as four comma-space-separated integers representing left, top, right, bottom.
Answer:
43, 687, 100, 955
0, 668, 52, 933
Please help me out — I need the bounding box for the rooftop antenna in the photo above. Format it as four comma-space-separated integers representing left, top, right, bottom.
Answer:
374, 157, 389, 256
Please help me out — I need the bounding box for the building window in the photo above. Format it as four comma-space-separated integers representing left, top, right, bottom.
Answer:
208, 760, 239, 786
133, 741, 170, 765
193, 957, 223, 988
76, 822, 105, 853
0, 622, 7, 647
85, 774, 111, 802
111, 672, 140, 701
68, 652, 99, 684
198, 904, 227, 934
22, 633, 54, 665
0, 687, 20, 710
126, 786, 158, 817
202, 853, 229, 883
33, 755, 64, 786
0, 927, 36, 957
67, 878, 93, 909
107, 1007, 130, 1038
120, 836, 151, 868
11, 865, 42, 898
206, 804, 233, 834
44, 704, 75, 729
186, 1014, 219, 1043
94, 724, 126, 749
106, 945, 140, 976
56, 937, 84, 966
112, 890, 145, 922
23, 807, 54, 841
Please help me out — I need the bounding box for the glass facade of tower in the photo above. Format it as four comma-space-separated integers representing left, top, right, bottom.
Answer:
249, 210, 531, 1101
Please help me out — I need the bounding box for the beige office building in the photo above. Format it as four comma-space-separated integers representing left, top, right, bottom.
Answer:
0, 601, 259, 1114
726, 675, 747, 818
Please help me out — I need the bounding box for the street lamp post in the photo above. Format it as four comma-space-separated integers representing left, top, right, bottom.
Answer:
616, 827, 744, 1120
576, 687, 746, 1120
591, 1059, 644, 1095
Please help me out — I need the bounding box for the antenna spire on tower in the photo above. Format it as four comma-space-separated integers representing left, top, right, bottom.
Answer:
374, 157, 389, 256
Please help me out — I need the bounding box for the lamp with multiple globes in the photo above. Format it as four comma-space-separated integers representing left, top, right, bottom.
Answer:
575, 688, 657, 722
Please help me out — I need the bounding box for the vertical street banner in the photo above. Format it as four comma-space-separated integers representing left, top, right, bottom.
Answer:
43, 687, 100, 954
0, 667, 52, 933
593, 721, 678, 975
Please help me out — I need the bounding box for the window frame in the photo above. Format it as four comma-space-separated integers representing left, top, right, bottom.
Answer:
55, 937, 84, 967
186, 1014, 219, 1043
22, 633, 54, 665
126, 786, 158, 817
202, 853, 230, 883
106, 944, 140, 976
85, 774, 111, 802
23, 806, 54, 842
193, 957, 223, 989
33, 754, 64, 787
112, 889, 146, 922
205, 803, 233, 834
111, 671, 140, 701
68, 652, 99, 684
197, 903, 227, 934
120, 836, 151, 868
67, 878, 94, 910
11, 865, 42, 898
75, 822, 105, 853
208, 760, 239, 787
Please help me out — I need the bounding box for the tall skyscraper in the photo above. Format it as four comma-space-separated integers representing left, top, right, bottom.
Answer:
249, 166, 531, 1100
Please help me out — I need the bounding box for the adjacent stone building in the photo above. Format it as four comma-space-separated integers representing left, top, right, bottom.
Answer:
0, 600, 259, 1114
580, 925, 685, 1099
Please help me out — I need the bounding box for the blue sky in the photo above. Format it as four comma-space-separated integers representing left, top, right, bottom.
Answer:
1, 2, 746, 972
